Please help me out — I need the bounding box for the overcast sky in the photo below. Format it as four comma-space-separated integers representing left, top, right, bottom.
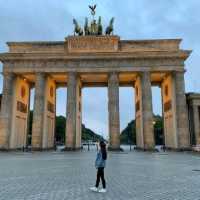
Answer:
0, 0, 199, 138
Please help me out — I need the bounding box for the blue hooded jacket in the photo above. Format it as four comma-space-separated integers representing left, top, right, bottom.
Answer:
95, 150, 106, 168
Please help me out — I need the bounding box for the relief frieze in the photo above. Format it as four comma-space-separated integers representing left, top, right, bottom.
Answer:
66, 36, 119, 53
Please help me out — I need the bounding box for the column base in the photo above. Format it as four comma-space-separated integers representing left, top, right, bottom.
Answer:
107, 146, 124, 151
0, 148, 9, 152
31, 147, 56, 151
135, 146, 158, 152
63, 146, 83, 151
0, 147, 32, 152
165, 146, 192, 152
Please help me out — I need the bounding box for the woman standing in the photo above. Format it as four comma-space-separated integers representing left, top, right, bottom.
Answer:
90, 141, 107, 193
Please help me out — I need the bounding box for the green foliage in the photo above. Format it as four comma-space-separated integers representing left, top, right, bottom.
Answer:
81, 124, 104, 142
120, 115, 164, 145
27, 110, 33, 145
120, 120, 136, 144
55, 116, 66, 143
28, 111, 104, 144
28, 110, 163, 145
153, 115, 164, 145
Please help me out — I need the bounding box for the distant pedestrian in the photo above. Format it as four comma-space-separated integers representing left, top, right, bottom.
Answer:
90, 141, 107, 193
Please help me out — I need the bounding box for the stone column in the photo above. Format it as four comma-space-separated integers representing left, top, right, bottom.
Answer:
32, 73, 46, 150
42, 77, 56, 149
9, 76, 30, 149
65, 72, 82, 150
75, 81, 82, 149
193, 105, 200, 144
108, 72, 120, 150
186, 93, 200, 147
0, 72, 15, 149
174, 71, 190, 149
161, 74, 178, 148
141, 72, 155, 150
135, 72, 155, 150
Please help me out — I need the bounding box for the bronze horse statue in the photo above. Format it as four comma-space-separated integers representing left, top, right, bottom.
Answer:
84, 17, 90, 35
105, 17, 114, 35
73, 19, 83, 36
97, 16, 103, 35
72, 5, 114, 36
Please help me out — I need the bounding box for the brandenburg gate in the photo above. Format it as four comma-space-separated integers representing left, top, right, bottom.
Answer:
0, 6, 192, 151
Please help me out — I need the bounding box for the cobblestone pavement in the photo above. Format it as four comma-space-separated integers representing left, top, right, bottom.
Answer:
1, 148, 200, 200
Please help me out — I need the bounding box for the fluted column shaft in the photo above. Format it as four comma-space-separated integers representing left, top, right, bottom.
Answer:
66, 72, 78, 149
0, 73, 15, 149
32, 73, 46, 149
135, 72, 155, 150
108, 72, 120, 150
174, 71, 190, 148
141, 72, 155, 149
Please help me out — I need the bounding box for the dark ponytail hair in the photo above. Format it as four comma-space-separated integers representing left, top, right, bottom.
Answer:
100, 141, 107, 160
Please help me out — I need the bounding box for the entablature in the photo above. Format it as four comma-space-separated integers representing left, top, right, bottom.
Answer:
2, 36, 190, 54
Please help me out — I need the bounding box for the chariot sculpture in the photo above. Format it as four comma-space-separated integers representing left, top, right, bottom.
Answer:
73, 5, 115, 36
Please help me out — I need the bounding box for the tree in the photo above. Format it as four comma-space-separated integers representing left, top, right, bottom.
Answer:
28, 112, 104, 144
153, 115, 164, 145
55, 116, 66, 144
82, 124, 104, 142
27, 110, 33, 145
120, 120, 136, 144
120, 115, 164, 145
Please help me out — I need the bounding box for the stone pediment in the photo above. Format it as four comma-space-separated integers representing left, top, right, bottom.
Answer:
65, 36, 119, 53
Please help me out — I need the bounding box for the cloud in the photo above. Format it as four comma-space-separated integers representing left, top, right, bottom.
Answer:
0, 0, 199, 136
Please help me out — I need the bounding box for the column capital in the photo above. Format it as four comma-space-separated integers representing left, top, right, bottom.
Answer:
108, 72, 119, 84
142, 71, 151, 76
68, 71, 77, 74
172, 70, 185, 76
68, 71, 78, 77
108, 71, 119, 78
108, 71, 119, 75
136, 71, 151, 79
35, 72, 47, 77
2, 72, 15, 78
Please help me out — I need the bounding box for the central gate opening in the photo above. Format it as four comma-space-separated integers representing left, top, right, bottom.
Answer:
119, 87, 135, 149
55, 87, 67, 146
82, 87, 108, 150
27, 88, 35, 147
152, 86, 164, 148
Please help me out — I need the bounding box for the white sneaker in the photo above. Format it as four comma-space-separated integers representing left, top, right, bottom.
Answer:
98, 188, 106, 193
90, 187, 98, 192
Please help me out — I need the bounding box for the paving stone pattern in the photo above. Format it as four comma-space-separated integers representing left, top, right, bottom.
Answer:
0, 149, 200, 200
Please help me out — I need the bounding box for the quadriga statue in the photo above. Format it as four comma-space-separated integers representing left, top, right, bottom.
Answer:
72, 5, 114, 36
